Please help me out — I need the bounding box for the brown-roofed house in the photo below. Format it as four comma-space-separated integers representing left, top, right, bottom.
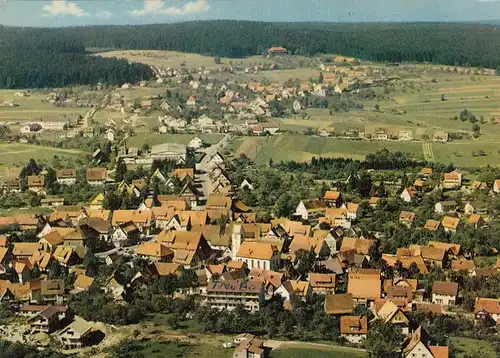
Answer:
432, 281, 458, 306
324, 293, 354, 315
27, 175, 45, 193
340, 316, 368, 344
235, 241, 279, 271
204, 279, 264, 312
135, 242, 174, 262
348, 268, 381, 303
323, 191, 343, 207
308, 273, 336, 294
86, 167, 107, 185
424, 219, 441, 232
451, 258, 475, 272
399, 211, 416, 227
441, 216, 460, 233
474, 298, 500, 326
56, 169, 77, 185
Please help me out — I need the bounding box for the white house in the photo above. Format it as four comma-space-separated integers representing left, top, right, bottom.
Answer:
188, 137, 204, 150
240, 179, 254, 191
294, 199, 327, 220
431, 281, 458, 307
105, 129, 115, 142
292, 100, 302, 112
211, 153, 224, 165
400, 186, 417, 203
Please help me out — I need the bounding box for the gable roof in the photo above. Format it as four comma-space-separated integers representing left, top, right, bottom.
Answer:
399, 211, 416, 222
432, 281, 458, 297
441, 216, 460, 230
323, 191, 341, 201
112, 210, 153, 226
324, 293, 354, 315
451, 258, 474, 271
13, 242, 41, 257
86, 167, 107, 181
340, 237, 374, 255
428, 241, 460, 256
73, 274, 94, 291
347, 268, 381, 300
135, 242, 173, 259
236, 241, 277, 260
424, 220, 441, 231
340, 315, 368, 335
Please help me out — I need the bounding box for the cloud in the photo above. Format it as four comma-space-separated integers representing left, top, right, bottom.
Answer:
42, 0, 88, 17
96, 10, 114, 18
131, 0, 210, 16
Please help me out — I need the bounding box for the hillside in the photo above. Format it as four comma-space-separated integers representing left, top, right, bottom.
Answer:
4, 21, 500, 69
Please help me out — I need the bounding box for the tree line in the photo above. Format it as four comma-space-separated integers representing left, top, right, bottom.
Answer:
4, 21, 500, 68
0, 32, 153, 89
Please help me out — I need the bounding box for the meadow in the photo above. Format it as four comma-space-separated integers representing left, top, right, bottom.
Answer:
127, 133, 224, 148
0, 143, 86, 168
271, 346, 366, 358
450, 336, 497, 358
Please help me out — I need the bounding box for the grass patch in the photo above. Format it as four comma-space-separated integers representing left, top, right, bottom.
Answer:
0, 207, 53, 216
108, 340, 232, 358
0, 143, 86, 168
127, 133, 223, 147
271, 346, 366, 358
450, 336, 497, 358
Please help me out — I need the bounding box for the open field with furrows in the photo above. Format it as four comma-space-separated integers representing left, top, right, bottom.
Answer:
231, 134, 500, 168
0, 143, 86, 168
127, 133, 224, 148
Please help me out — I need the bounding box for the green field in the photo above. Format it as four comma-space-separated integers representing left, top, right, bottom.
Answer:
232, 134, 500, 168
0, 143, 86, 168
108, 340, 232, 358
450, 337, 497, 358
271, 346, 366, 358
127, 133, 224, 147
0, 207, 53, 216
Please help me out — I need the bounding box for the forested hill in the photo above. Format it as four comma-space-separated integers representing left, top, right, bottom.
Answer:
0, 29, 153, 89
6, 21, 500, 69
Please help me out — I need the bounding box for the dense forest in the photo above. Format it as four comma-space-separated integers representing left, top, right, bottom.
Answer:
2, 20, 500, 88
4, 21, 500, 68
0, 31, 153, 89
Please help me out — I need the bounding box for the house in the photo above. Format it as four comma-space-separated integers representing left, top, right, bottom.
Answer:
150, 143, 187, 163
474, 298, 500, 326
294, 199, 327, 220
275, 280, 312, 302
40, 196, 65, 208
443, 170, 462, 189
324, 208, 350, 229
464, 201, 488, 216
235, 241, 280, 271
400, 186, 417, 202
420, 167, 433, 177
29, 305, 64, 333
233, 334, 269, 358
424, 218, 441, 232
111, 222, 140, 247
86, 168, 107, 186
203, 279, 265, 312
324, 293, 354, 315
435, 200, 457, 214
105, 128, 115, 142
451, 258, 475, 273
240, 179, 254, 191
345, 202, 359, 220
375, 299, 410, 334
428, 241, 461, 257
433, 131, 449, 143
135, 242, 174, 262
340, 316, 368, 344
12, 242, 41, 260
56, 317, 93, 349
268, 47, 288, 56
188, 136, 204, 150
89, 193, 105, 210
339, 237, 375, 257
72, 274, 94, 293
467, 214, 484, 228
432, 281, 458, 307
441, 216, 460, 233
56, 169, 77, 185
347, 269, 381, 305
402, 326, 449, 358
308, 273, 336, 294
374, 128, 388, 140
292, 100, 302, 112
399, 211, 416, 227
322, 191, 343, 207
494, 179, 500, 193
368, 196, 381, 208
399, 130, 414, 141
112, 210, 154, 234
27, 175, 45, 193
318, 127, 336, 137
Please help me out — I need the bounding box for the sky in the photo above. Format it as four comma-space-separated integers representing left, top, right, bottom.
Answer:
1, 0, 500, 27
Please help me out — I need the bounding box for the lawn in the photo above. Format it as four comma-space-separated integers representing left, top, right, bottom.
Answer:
450, 336, 497, 358
127, 133, 224, 148
0, 143, 86, 168
271, 346, 366, 358
0, 207, 53, 216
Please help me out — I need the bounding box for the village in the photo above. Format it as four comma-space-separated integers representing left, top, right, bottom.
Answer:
0, 46, 499, 358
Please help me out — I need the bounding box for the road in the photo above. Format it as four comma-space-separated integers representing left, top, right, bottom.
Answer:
195, 134, 232, 205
